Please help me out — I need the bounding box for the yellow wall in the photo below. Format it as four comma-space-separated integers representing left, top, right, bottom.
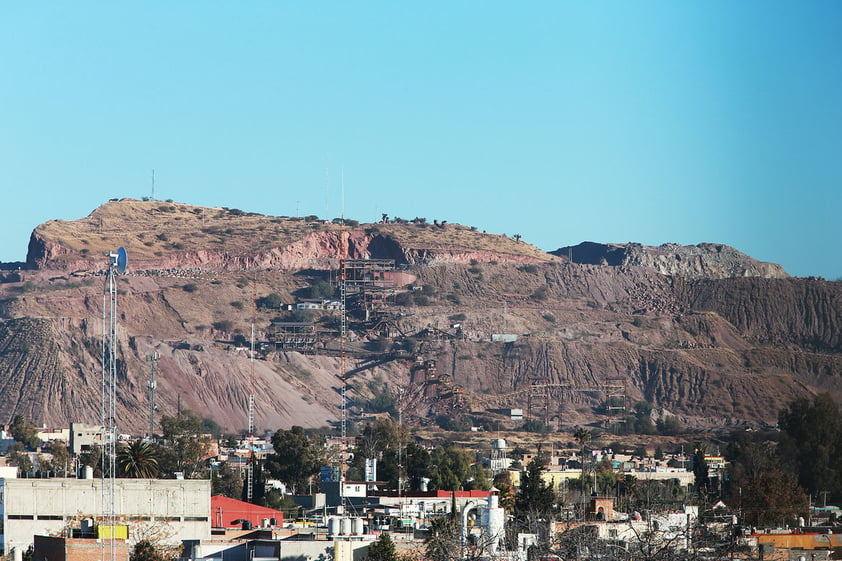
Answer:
756, 532, 842, 550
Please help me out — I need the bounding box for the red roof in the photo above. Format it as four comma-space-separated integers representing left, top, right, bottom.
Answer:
210, 495, 284, 529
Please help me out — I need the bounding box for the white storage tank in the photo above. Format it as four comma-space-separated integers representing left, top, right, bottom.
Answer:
339, 517, 351, 536
352, 517, 364, 535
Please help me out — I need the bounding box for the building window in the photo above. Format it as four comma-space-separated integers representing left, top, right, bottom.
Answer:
183, 517, 208, 522
8, 515, 34, 520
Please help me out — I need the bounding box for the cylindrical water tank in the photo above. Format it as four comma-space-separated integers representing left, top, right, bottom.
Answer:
353, 517, 364, 535
327, 516, 338, 536
492, 438, 507, 450
339, 517, 351, 536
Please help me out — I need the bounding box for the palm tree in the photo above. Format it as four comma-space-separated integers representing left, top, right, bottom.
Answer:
573, 427, 592, 511
118, 440, 159, 478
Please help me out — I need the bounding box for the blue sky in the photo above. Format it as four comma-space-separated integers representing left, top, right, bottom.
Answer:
1, 2, 840, 278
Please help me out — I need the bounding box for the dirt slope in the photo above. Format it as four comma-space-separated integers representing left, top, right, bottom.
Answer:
0, 200, 838, 435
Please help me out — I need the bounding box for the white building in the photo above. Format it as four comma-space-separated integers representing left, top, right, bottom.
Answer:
0, 477, 211, 556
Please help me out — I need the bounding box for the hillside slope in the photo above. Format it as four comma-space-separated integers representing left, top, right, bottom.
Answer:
0, 200, 838, 435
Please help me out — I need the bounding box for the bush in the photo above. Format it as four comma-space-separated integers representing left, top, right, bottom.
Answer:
632, 316, 644, 327
213, 320, 234, 332
395, 292, 413, 306
367, 393, 396, 415
521, 419, 550, 433
542, 313, 556, 323
448, 313, 467, 322
435, 415, 471, 432
182, 283, 198, 293
308, 281, 334, 299
531, 286, 548, 301
256, 293, 283, 310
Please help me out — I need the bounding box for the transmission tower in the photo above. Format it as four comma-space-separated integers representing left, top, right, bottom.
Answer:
101, 247, 126, 561
246, 279, 257, 502
146, 352, 159, 437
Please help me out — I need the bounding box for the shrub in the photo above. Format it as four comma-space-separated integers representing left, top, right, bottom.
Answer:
230, 301, 244, 310
308, 281, 334, 299
531, 286, 548, 301
449, 313, 467, 322
182, 283, 198, 293
256, 293, 283, 310
632, 316, 644, 327
542, 313, 556, 323
213, 320, 234, 332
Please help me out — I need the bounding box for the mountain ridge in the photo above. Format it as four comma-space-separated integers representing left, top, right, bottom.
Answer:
0, 200, 837, 436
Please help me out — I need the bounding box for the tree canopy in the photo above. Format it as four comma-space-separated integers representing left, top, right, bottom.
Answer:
264, 426, 324, 494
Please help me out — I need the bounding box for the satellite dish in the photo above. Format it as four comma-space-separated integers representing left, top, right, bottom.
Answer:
115, 247, 127, 274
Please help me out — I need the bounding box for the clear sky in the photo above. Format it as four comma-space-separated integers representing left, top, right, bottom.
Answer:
1, 2, 840, 278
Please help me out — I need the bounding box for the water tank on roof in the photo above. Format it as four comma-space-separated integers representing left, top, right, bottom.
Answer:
492, 438, 507, 450
339, 517, 351, 536
353, 518, 364, 535
327, 516, 338, 536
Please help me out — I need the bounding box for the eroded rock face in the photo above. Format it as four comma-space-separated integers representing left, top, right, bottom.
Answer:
552, 242, 789, 280
25, 201, 550, 272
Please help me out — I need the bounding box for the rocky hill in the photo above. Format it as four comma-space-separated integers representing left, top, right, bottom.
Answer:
1, 199, 839, 436
553, 241, 788, 280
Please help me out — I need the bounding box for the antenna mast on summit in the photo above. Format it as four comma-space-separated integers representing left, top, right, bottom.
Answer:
341, 167, 345, 225
325, 156, 330, 219
151, 169, 155, 201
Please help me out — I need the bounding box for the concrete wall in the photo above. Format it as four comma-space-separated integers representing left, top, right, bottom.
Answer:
1, 478, 210, 555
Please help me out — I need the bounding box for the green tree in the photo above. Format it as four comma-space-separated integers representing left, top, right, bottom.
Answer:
516, 456, 555, 531
79, 443, 102, 477
212, 461, 243, 499
6, 444, 33, 473
428, 446, 488, 492
693, 448, 709, 494
264, 426, 324, 494
42, 440, 72, 476
265, 489, 300, 519
256, 292, 283, 310
366, 532, 399, 561
10, 414, 40, 449
308, 281, 335, 299
242, 458, 266, 505
778, 393, 842, 495
118, 440, 160, 478
160, 410, 211, 478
